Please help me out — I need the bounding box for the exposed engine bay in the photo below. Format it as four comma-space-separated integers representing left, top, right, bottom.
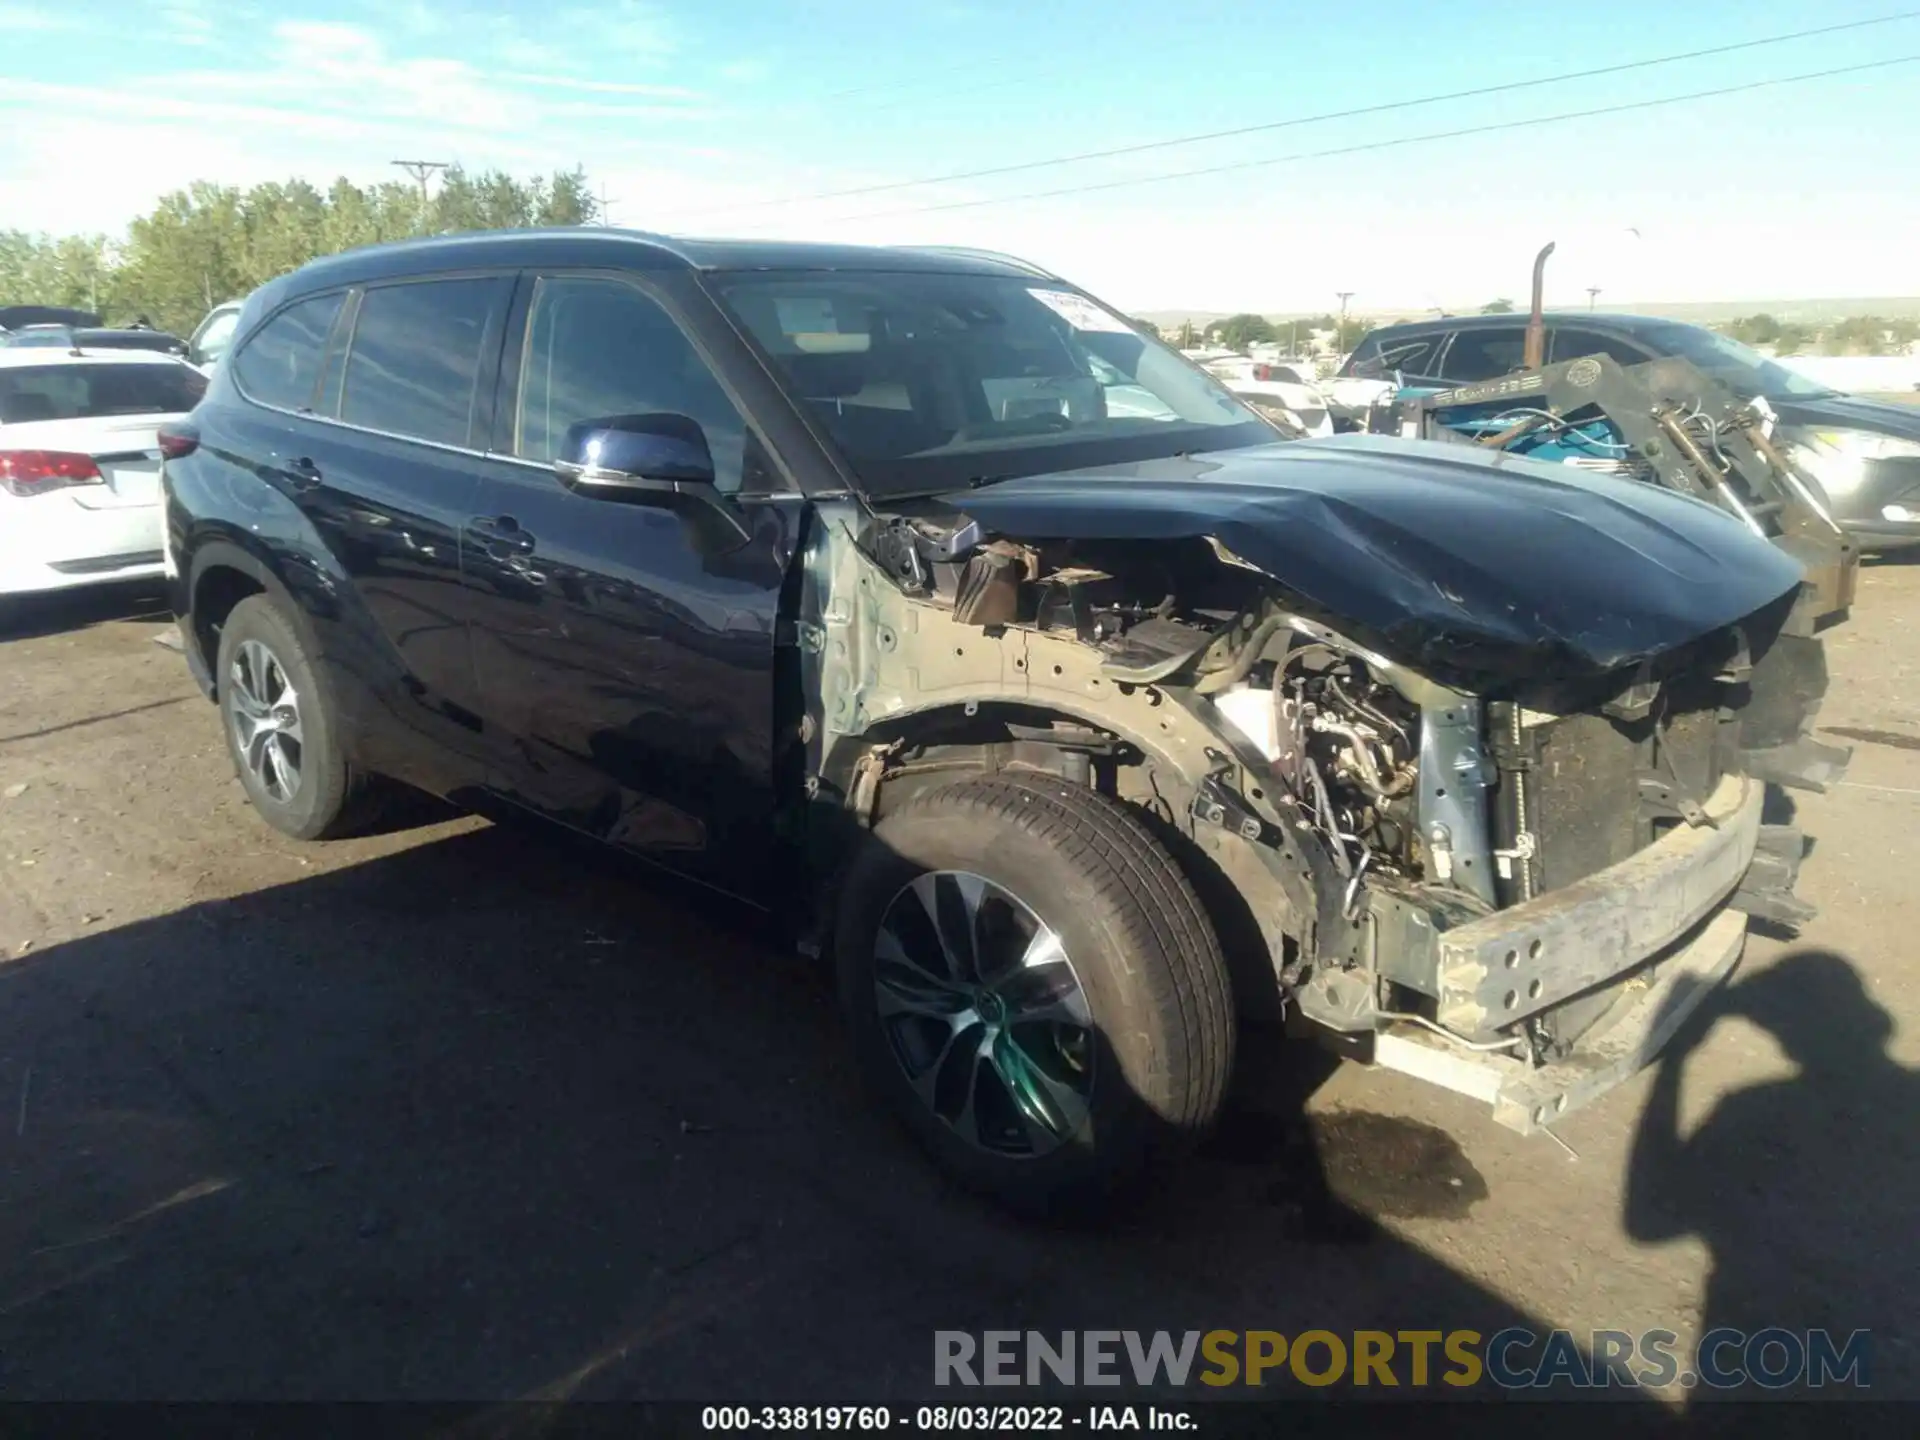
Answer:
868, 509, 1436, 893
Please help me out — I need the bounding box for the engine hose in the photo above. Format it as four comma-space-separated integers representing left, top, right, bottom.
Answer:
1193, 613, 1288, 695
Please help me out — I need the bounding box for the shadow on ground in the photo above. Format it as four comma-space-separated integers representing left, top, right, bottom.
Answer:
0, 820, 1554, 1406
0, 809, 1902, 1410
0, 581, 172, 642
1625, 949, 1917, 1396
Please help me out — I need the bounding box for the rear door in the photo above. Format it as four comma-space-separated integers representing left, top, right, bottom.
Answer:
460, 269, 796, 889
222, 276, 513, 795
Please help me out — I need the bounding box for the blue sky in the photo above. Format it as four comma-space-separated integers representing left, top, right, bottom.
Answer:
2, 0, 1915, 311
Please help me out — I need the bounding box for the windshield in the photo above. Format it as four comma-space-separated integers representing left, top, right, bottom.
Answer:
193, 307, 240, 362
710, 271, 1275, 495
1635, 322, 1835, 401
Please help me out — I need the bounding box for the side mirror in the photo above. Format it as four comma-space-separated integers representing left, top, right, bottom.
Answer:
552, 412, 750, 548
555, 412, 716, 489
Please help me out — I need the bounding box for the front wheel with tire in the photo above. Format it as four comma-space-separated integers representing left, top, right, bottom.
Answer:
215, 595, 376, 841
835, 774, 1235, 1212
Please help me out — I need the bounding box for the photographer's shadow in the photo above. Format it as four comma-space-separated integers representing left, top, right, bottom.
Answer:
1624, 949, 1917, 1393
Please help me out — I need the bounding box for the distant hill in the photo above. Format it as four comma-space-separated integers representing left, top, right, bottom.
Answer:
1139, 298, 1920, 330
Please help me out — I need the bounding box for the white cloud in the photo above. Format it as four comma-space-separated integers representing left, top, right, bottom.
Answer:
0, 2, 72, 30
159, 0, 216, 44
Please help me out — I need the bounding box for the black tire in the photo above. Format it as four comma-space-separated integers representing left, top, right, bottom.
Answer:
214, 595, 378, 840
835, 774, 1235, 1213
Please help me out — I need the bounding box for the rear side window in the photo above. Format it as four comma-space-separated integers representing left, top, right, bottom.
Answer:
233, 293, 344, 412
0, 363, 207, 424
341, 278, 504, 448
1549, 328, 1649, 368
1439, 327, 1528, 382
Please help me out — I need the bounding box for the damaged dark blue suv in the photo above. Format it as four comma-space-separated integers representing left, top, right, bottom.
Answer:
160, 230, 1843, 1211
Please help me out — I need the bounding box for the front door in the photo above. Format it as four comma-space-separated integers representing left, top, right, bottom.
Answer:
460, 271, 795, 891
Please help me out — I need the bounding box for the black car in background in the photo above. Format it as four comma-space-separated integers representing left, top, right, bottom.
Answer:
159, 230, 1833, 1210
0, 325, 189, 356
0, 304, 102, 331
1340, 312, 1920, 549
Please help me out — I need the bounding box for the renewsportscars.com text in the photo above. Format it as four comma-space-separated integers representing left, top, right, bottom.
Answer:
934, 1328, 1871, 1390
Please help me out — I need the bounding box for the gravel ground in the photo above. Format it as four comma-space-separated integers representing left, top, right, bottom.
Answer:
0, 565, 1915, 1409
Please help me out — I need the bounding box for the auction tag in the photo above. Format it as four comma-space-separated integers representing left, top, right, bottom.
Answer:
1028, 288, 1133, 333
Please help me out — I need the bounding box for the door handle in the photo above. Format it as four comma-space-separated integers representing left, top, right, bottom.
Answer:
283, 456, 322, 491
467, 514, 536, 557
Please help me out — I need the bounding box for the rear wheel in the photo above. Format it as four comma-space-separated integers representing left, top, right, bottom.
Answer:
836, 774, 1235, 1212
215, 595, 377, 840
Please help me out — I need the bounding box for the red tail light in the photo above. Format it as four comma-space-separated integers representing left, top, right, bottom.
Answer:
157, 424, 200, 461
0, 450, 105, 498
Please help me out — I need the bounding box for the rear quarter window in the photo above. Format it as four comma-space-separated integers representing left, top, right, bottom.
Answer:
233, 292, 346, 413
0, 363, 207, 424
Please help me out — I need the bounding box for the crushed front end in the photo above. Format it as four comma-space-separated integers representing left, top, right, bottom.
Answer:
804, 439, 1850, 1136
1189, 588, 1842, 1132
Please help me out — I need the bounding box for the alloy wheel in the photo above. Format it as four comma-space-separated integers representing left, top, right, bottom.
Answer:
873, 871, 1095, 1158
226, 638, 304, 804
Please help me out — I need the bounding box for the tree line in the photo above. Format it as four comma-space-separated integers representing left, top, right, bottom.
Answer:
1717, 312, 1919, 357
0, 167, 597, 338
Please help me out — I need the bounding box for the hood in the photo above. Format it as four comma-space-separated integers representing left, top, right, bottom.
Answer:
945, 434, 1806, 692
1771, 390, 1920, 440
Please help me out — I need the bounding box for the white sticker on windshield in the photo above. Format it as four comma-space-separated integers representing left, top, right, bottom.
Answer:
1027, 288, 1133, 334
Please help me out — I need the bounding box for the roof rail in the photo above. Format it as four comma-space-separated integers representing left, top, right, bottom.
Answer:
902, 246, 1057, 280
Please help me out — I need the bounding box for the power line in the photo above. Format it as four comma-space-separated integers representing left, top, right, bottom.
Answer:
834, 53, 1920, 221
666, 11, 1918, 220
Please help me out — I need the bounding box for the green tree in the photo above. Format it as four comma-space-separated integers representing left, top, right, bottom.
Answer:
1129, 317, 1162, 339
538, 168, 598, 226
114, 183, 251, 332
1480, 298, 1516, 314
1824, 315, 1895, 356
1208, 312, 1277, 350
1725, 314, 1782, 346
1773, 323, 1814, 357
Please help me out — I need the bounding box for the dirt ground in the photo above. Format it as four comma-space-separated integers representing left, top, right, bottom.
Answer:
0, 563, 1916, 1408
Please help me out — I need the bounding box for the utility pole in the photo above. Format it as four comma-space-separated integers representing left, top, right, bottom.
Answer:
1335, 291, 1354, 348
1587, 286, 1602, 311
595, 182, 618, 227
392, 160, 449, 234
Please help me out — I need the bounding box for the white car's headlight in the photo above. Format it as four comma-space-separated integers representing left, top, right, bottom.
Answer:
1783, 429, 1920, 499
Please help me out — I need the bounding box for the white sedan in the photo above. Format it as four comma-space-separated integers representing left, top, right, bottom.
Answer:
0, 348, 206, 602
1184, 351, 1336, 438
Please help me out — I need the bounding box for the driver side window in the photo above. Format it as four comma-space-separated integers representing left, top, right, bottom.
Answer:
514, 276, 755, 494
